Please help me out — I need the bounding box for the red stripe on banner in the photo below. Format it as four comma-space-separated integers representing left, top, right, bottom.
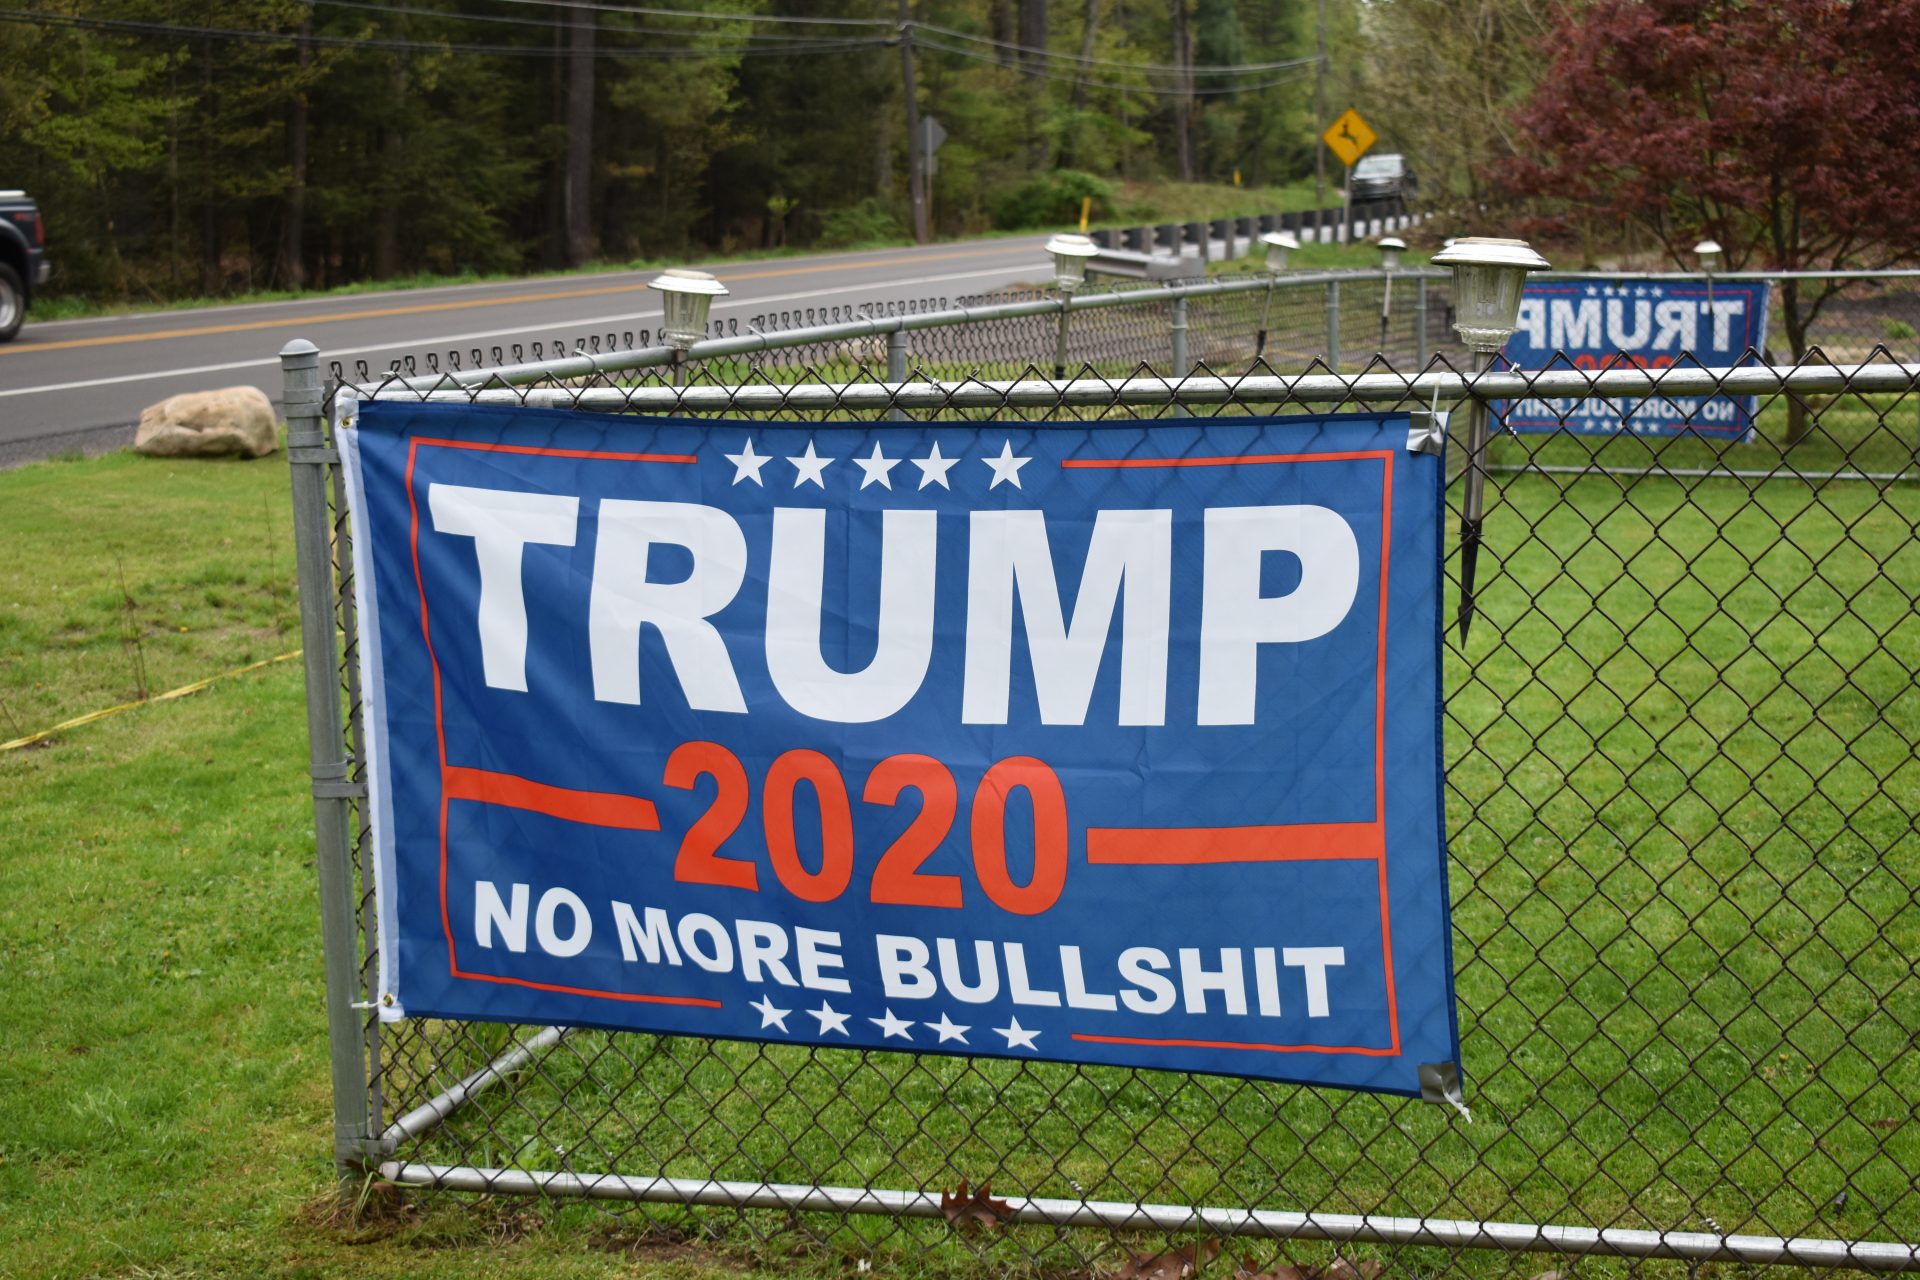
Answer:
1071, 1033, 1399, 1057
412, 436, 697, 465
456, 970, 722, 1009
1060, 449, 1391, 469
442, 765, 662, 831
1085, 821, 1384, 865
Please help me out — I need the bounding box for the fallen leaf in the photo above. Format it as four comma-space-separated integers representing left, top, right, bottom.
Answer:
939, 1179, 1013, 1231
1871, 1118, 1900, 1130
1114, 1239, 1224, 1279
1234, 1258, 1308, 1280
1314, 1257, 1385, 1280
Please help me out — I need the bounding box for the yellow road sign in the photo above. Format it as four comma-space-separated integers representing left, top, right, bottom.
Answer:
1322, 109, 1377, 168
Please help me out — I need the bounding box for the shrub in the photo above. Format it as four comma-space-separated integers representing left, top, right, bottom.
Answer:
989, 169, 1115, 230
814, 199, 906, 249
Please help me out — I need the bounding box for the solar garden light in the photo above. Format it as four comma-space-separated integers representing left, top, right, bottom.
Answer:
1376, 235, 1408, 349
1694, 238, 1723, 310
648, 268, 729, 382
1259, 229, 1298, 275
1430, 236, 1552, 643
1255, 230, 1300, 357
1045, 233, 1099, 378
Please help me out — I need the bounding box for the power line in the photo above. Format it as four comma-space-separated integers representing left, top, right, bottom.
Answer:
914, 34, 1313, 96
0, 8, 891, 58
380, 0, 1318, 76
487, 0, 891, 29
308, 0, 872, 44
912, 20, 1315, 75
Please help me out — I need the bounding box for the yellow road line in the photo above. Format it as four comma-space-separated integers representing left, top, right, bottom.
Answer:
3, 245, 1025, 357
1, 650, 303, 753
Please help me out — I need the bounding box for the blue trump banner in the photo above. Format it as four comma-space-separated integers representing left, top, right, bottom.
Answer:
1502, 277, 1771, 439
340, 401, 1458, 1097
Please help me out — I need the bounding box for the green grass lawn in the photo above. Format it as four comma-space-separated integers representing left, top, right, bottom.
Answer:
2, 392, 1916, 1279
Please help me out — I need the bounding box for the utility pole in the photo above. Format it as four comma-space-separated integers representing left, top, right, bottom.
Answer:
899, 0, 930, 244
1313, 0, 1326, 210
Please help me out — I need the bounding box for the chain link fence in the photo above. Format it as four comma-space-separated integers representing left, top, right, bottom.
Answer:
288, 316, 1920, 1279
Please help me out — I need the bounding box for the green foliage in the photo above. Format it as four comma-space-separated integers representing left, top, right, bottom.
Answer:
989, 168, 1115, 230
1, 0, 1335, 305
1883, 318, 1916, 342
814, 198, 906, 249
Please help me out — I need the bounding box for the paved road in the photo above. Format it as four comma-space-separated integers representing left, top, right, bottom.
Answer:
0, 234, 1056, 467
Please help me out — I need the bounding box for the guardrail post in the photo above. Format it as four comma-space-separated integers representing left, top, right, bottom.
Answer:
282, 339, 378, 1181
1326, 280, 1342, 370
1416, 275, 1429, 366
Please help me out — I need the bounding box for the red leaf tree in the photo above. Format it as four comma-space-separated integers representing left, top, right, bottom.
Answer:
1503, 0, 1920, 435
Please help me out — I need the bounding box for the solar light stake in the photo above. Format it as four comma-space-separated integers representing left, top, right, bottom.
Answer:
1045, 233, 1099, 379
1377, 236, 1406, 350
649, 269, 730, 382
1430, 236, 1552, 643
1694, 238, 1722, 313
1256, 231, 1298, 357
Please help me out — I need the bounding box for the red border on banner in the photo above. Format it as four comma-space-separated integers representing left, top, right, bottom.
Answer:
404, 436, 1407, 1049
408, 437, 718, 1010
1064, 447, 1399, 1056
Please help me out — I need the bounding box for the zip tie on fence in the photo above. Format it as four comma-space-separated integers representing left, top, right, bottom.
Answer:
0, 649, 303, 753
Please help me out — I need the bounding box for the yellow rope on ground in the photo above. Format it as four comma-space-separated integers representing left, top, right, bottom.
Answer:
1, 649, 304, 753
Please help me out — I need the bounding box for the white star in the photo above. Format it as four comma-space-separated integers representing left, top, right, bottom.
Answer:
992, 1015, 1040, 1051
808, 1000, 851, 1036
924, 1013, 971, 1045
724, 438, 771, 486
982, 440, 1031, 489
853, 442, 901, 490
910, 441, 960, 490
869, 1008, 915, 1040
750, 994, 791, 1033
787, 440, 834, 488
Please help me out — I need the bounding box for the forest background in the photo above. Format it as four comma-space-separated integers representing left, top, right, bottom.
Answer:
0, 0, 1405, 307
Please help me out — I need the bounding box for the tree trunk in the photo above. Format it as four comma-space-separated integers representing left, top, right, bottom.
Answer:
1781, 277, 1814, 445
900, 0, 930, 243
200, 37, 220, 294
991, 0, 1016, 66
280, 18, 310, 290
564, 6, 595, 267
1020, 0, 1049, 72
1059, 0, 1102, 165
374, 61, 405, 279
1171, 0, 1195, 182
1020, 0, 1049, 167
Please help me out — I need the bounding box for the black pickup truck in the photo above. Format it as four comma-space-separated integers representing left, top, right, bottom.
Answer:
0, 189, 51, 342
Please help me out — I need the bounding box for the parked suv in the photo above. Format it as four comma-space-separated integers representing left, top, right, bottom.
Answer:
0, 190, 51, 342
1348, 153, 1416, 204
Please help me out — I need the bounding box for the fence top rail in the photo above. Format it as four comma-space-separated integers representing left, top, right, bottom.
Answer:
343, 360, 1920, 413
361, 269, 1388, 394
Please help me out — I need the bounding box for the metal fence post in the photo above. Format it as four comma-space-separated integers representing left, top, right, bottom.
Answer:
886, 326, 908, 383
1416, 275, 1429, 366
282, 338, 377, 1180
1326, 280, 1341, 370
886, 325, 909, 423
1170, 294, 1189, 418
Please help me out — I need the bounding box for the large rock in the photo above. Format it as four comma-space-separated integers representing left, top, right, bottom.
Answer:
134, 386, 279, 459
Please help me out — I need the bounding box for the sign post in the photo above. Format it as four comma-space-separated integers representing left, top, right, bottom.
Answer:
341, 404, 1462, 1099
1321, 109, 1376, 244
